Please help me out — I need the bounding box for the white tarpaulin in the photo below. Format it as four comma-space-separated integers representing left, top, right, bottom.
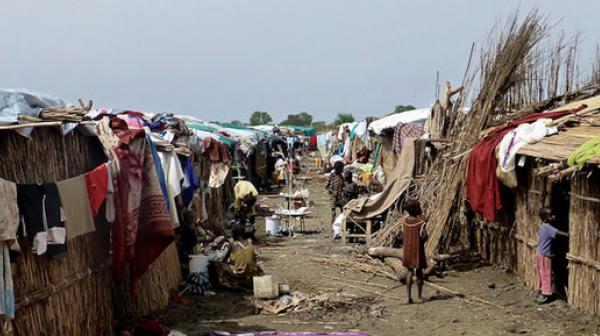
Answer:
0, 89, 65, 124
368, 108, 430, 135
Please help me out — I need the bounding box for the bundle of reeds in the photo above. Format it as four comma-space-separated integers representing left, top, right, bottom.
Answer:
0, 127, 112, 336
567, 170, 600, 314
420, 12, 549, 256
38, 100, 93, 123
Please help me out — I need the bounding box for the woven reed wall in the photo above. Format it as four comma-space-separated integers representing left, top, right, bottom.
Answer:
473, 216, 517, 271
112, 242, 182, 318
514, 165, 546, 289
472, 184, 518, 271
567, 169, 600, 314
0, 127, 112, 335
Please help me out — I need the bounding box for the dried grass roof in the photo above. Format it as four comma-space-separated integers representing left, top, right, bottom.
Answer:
517, 94, 600, 163
518, 113, 600, 163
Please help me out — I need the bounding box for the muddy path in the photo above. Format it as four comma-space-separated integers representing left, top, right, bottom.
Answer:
164, 177, 600, 336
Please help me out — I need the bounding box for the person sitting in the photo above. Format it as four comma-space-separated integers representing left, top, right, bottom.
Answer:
232, 180, 259, 241
402, 199, 428, 304
535, 207, 569, 304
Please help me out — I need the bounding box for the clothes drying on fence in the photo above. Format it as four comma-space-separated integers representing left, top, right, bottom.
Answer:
16, 183, 67, 258
567, 135, 600, 168
466, 107, 583, 223
57, 175, 96, 240
84, 163, 109, 217
0, 179, 19, 242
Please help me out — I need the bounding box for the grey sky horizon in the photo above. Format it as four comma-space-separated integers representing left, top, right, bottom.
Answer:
1, 0, 599, 123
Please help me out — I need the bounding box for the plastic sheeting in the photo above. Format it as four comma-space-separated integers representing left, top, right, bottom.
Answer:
0, 89, 65, 124
368, 108, 430, 135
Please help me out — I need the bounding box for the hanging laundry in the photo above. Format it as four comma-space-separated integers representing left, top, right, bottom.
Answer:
567, 135, 600, 168
0, 178, 19, 242
202, 137, 231, 164
209, 162, 230, 188
146, 135, 170, 207
466, 107, 583, 222
16, 183, 67, 258
105, 163, 116, 223
57, 175, 96, 240
84, 163, 109, 217
157, 151, 185, 228
497, 119, 553, 172
0, 243, 14, 319
106, 117, 174, 298
181, 158, 199, 207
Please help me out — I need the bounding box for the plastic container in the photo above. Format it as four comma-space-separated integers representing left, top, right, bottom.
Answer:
189, 254, 210, 274
265, 215, 281, 235
253, 275, 280, 299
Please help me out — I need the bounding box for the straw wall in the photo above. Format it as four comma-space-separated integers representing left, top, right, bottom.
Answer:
112, 242, 182, 318
0, 127, 112, 335
514, 166, 546, 289
473, 215, 517, 271
568, 169, 600, 314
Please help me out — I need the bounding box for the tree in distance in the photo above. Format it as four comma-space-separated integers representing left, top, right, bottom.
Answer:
249, 111, 273, 126
280, 112, 313, 126
394, 105, 416, 113
334, 113, 355, 125
312, 121, 328, 132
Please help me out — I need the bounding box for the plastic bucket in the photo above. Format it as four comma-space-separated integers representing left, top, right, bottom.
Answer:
265, 215, 281, 235
189, 254, 209, 274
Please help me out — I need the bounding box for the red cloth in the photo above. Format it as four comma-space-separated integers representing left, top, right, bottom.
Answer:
110, 117, 175, 298
402, 217, 428, 269
536, 254, 553, 295
84, 163, 108, 217
466, 107, 584, 222
310, 135, 317, 146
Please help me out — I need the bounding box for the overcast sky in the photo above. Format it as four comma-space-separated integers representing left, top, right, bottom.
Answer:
1, 1, 599, 123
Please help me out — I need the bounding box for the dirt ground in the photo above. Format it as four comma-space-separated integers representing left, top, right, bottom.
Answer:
164, 176, 600, 336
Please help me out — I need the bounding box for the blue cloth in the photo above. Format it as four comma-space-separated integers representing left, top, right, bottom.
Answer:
181, 158, 199, 207
146, 135, 170, 208
537, 223, 559, 257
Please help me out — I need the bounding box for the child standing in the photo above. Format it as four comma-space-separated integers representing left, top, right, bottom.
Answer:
536, 207, 569, 304
326, 161, 345, 224
402, 199, 428, 304
343, 171, 359, 202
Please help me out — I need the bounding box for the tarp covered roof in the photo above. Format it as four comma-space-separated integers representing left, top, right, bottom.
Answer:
368, 108, 430, 135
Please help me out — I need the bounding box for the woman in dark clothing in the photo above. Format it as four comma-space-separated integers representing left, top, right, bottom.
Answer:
402, 199, 428, 304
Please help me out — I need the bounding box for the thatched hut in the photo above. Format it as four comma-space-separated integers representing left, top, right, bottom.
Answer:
471, 109, 600, 314
0, 123, 187, 333
0, 126, 113, 335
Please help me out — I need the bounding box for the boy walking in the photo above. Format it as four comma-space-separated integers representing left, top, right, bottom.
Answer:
536, 207, 568, 304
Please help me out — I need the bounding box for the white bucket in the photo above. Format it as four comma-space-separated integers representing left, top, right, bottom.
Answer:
189, 254, 210, 274
265, 215, 281, 235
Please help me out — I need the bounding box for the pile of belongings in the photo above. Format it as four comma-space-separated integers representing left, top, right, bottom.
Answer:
191, 236, 262, 291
